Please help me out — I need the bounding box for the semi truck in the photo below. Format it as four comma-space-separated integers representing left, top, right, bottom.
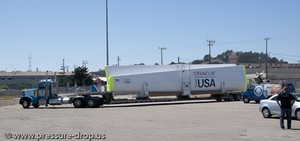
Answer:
19, 64, 248, 108
19, 79, 110, 108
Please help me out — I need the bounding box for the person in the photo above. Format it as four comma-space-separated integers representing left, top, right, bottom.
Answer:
276, 86, 296, 129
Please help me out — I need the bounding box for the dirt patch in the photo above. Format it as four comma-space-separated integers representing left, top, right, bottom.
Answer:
0, 98, 19, 107
0, 94, 19, 107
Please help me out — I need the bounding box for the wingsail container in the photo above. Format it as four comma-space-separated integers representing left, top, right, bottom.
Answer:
105, 64, 247, 100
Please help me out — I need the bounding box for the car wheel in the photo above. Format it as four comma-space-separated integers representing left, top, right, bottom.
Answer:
255, 100, 260, 103
262, 107, 271, 118
295, 109, 300, 120
243, 96, 250, 103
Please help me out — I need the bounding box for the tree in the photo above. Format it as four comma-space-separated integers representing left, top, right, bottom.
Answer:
216, 50, 233, 63
192, 59, 203, 64
169, 62, 176, 65
69, 66, 93, 87
203, 55, 210, 62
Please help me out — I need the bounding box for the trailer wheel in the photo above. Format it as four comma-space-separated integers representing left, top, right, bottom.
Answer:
242, 96, 250, 103
227, 94, 234, 101
215, 96, 222, 102
21, 98, 31, 109
87, 99, 96, 108
73, 98, 85, 108
234, 94, 241, 101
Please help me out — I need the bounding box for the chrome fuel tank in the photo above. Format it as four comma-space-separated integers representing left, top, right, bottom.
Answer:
49, 97, 71, 105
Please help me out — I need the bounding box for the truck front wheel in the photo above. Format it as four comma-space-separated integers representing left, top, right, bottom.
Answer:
22, 99, 31, 109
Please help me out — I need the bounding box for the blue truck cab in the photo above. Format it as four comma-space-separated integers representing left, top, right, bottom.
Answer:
19, 79, 58, 108
242, 82, 295, 103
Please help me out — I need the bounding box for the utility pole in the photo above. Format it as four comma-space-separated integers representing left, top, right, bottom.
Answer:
28, 55, 32, 72
117, 56, 121, 66
159, 47, 166, 65
82, 60, 88, 67
264, 38, 270, 79
61, 59, 65, 74
106, 0, 109, 66
207, 40, 215, 64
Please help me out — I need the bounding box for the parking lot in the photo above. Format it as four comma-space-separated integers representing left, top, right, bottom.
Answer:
0, 100, 300, 141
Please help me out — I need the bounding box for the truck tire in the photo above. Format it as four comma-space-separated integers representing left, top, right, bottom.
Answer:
73, 98, 85, 108
255, 100, 260, 103
21, 98, 31, 109
215, 96, 222, 102
242, 96, 250, 103
87, 99, 96, 108
227, 94, 234, 101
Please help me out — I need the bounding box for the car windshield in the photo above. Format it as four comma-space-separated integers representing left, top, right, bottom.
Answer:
270, 96, 277, 101
270, 93, 300, 102
247, 85, 256, 91
293, 94, 300, 102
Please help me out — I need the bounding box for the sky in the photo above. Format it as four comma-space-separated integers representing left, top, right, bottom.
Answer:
1, 0, 300, 72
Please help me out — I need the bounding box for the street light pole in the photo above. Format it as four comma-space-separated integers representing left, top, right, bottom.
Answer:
106, 0, 109, 66
159, 47, 166, 65
264, 38, 270, 79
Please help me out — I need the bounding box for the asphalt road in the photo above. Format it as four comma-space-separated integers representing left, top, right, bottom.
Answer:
0, 100, 300, 141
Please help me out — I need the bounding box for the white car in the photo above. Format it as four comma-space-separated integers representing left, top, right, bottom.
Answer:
259, 93, 300, 120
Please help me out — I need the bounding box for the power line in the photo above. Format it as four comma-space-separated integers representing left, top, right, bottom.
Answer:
269, 52, 300, 62
216, 38, 262, 46
269, 52, 300, 58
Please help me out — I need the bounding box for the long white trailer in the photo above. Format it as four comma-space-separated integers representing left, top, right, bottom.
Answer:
105, 64, 248, 101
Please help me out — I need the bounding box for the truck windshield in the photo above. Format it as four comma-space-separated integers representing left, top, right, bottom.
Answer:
247, 85, 255, 91
39, 82, 46, 88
